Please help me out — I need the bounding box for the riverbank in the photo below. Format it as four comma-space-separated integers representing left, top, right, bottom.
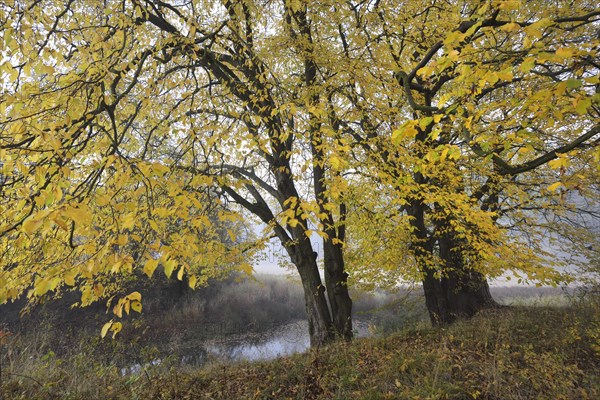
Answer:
1, 275, 596, 399
0, 274, 568, 370
2, 300, 598, 399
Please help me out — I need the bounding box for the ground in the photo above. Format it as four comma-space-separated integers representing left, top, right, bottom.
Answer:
0, 278, 598, 399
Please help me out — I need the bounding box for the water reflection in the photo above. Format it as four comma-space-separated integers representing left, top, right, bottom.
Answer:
122, 319, 371, 375
203, 320, 311, 362
200, 319, 370, 364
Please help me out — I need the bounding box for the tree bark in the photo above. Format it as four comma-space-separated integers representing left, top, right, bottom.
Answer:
323, 242, 353, 340
287, 239, 335, 347
291, 0, 354, 343
424, 272, 498, 325
405, 197, 465, 325
423, 269, 452, 324
423, 232, 500, 325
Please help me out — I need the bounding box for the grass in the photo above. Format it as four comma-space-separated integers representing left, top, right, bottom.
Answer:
1, 293, 598, 399
0, 273, 422, 367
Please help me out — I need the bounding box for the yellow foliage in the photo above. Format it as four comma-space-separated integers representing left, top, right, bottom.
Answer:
0, 0, 597, 338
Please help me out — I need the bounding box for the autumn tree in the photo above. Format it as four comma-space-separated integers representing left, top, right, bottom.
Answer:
1, 0, 598, 345
0, 0, 359, 346
339, 0, 599, 323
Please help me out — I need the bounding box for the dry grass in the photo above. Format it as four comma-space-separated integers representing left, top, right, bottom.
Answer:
2, 293, 598, 399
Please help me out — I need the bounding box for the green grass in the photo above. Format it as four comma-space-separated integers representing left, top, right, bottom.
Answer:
2, 300, 598, 400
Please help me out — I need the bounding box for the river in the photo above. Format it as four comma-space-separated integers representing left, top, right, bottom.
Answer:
122, 319, 372, 374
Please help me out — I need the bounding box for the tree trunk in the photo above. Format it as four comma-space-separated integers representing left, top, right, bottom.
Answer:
472, 274, 497, 307
424, 273, 497, 325
298, 266, 334, 347
288, 239, 335, 347
423, 269, 452, 325
423, 233, 500, 325
323, 241, 353, 340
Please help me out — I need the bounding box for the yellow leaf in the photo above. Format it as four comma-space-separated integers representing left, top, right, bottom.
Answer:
116, 234, 127, 246
22, 217, 42, 235
163, 258, 177, 278
498, 0, 521, 11
556, 47, 575, 59
520, 57, 536, 73
153, 208, 169, 218
33, 279, 51, 296
417, 65, 434, 77
144, 259, 159, 278
110, 258, 122, 274
548, 157, 569, 169
440, 148, 449, 162
584, 76, 599, 85
448, 146, 461, 160
122, 213, 136, 229
111, 322, 122, 339
149, 220, 159, 231
150, 163, 170, 176
127, 291, 142, 302
113, 302, 123, 318
93, 284, 104, 297
101, 321, 113, 338
289, 0, 302, 13
240, 262, 254, 275
443, 31, 463, 47
429, 128, 441, 141
188, 275, 197, 289
288, 218, 300, 228
548, 182, 562, 192
500, 23, 521, 33
64, 269, 77, 286
497, 70, 513, 81
51, 213, 69, 231
419, 117, 433, 130
464, 116, 474, 129
96, 195, 111, 206
177, 266, 185, 281
63, 205, 92, 226
81, 287, 93, 306
131, 301, 142, 313
574, 97, 591, 115
329, 155, 345, 170
486, 73, 499, 85
392, 121, 418, 143
523, 18, 553, 39
518, 146, 531, 154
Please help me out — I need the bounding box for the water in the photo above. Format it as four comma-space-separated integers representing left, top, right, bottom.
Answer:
183, 319, 371, 364
122, 319, 372, 375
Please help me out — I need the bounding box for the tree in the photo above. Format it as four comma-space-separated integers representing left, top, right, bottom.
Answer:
1, 0, 598, 345
339, 0, 599, 323
0, 0, 357, 346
